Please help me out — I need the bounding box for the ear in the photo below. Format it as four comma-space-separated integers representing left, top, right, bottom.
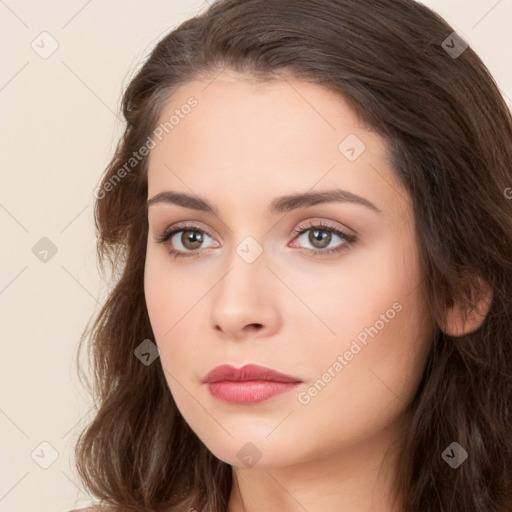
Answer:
443, 274, 493, 337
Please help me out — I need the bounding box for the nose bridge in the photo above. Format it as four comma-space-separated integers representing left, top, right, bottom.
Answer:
209, 234, 280, 337
218, 235, 269, 304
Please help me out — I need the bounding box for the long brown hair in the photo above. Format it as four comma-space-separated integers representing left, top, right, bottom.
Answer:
75, 1, 512, 510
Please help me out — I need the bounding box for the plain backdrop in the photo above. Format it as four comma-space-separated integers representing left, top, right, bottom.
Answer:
1, 1, 511, 511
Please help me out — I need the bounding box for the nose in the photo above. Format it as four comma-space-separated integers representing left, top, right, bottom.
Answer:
210, 249, 281, 341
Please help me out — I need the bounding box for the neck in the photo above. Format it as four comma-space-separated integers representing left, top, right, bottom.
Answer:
227, 412, 409, 512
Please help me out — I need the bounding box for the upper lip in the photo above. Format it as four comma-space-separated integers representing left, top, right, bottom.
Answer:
203, 364, 302, 384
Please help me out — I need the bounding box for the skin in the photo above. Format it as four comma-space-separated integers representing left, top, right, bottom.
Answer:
143, 69, 440, 512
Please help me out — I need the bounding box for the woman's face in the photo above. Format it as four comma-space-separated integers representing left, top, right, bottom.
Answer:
144, 70, 434, 468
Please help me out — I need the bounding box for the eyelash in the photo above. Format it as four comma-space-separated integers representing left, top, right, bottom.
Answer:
154, 221, 357, 259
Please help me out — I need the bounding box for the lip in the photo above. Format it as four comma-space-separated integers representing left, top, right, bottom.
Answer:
203, 364, 302, 384
203, 364, 302, 405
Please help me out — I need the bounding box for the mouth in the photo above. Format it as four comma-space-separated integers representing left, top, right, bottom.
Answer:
202, 364, 303, 405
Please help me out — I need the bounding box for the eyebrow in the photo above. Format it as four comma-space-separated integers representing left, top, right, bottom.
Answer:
146, 189, 382, 215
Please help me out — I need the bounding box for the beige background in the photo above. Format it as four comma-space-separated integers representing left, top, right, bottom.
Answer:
1, 1, 511, 511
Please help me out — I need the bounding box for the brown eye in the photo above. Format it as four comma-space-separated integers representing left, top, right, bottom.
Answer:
291, 221, 356, 256
181, 230, 204, 250
155, 224, 219, 259
308, 229, 332, 249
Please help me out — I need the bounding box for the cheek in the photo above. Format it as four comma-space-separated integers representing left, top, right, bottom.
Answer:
296, 231, 423, 348
144, 246, 199, 337
143, 248, 209, 380
291, 289, 431, 455
302, 227, 425, 352
299, 235, 432, 425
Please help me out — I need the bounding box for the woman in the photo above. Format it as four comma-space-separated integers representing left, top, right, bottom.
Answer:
72, 0, 512, 511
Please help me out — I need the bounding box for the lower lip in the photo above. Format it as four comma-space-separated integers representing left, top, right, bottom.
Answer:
207, 381, 300, 404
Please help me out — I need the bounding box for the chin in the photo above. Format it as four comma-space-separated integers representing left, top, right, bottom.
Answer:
195, 429, 306, 469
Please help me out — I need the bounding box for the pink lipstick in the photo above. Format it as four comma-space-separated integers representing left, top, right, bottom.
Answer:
203, 364, 302, 404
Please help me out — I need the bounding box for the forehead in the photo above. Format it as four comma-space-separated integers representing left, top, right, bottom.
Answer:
150, 70, 381, 159
146, 72, 407, 217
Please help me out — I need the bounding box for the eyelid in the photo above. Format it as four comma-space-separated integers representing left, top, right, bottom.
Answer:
292, 218, 356, 238
153, 221, 220, 244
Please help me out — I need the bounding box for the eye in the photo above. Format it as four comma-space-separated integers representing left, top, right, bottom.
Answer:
154, 223, 219, 259
290, 220, 356, 256
154, 220, 356, 259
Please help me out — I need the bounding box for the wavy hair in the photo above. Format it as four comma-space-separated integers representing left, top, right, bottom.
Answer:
74, 0, 512, 510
